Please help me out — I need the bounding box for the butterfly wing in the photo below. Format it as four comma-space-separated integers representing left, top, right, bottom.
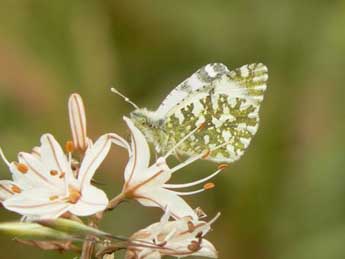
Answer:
161, 63, 268, 163
155, 63, 230, 118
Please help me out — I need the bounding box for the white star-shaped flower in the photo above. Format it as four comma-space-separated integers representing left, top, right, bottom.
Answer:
110, 117, 228, 220
0, 93, 128, 219
126, 210, 220, 258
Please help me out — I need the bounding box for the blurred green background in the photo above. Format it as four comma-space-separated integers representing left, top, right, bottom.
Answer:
0, 1, 345, 258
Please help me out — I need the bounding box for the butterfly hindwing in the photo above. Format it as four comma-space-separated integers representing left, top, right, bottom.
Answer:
162, 63, 268, 162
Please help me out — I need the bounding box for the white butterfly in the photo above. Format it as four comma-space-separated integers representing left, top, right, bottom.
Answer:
114, 63, 268, 163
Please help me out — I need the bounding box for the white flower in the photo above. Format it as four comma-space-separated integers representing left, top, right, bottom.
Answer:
126, 210, 220, 259
0, 93, 129, 219
0, 133, 121, 219
110, 117, 228, 220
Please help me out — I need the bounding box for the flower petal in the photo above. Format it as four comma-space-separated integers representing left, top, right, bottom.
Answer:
77, 134, 113, 188
136, 188, 198, 220
0, 180, 15, 201
70, 184, 108, 216
191, 239, 218, 258
3, 188, 69, 219
40, 134, 72, 180
17, 152, 63, 189
123, 117, 151, 184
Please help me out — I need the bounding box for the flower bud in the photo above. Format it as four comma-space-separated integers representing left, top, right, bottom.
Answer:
68, 93, 88, 152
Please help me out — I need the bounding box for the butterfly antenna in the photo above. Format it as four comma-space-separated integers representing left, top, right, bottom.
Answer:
110, 87, 139, 109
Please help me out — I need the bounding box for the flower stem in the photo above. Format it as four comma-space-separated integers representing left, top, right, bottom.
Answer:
80, 215, 100, 259
107, 192, 126, 211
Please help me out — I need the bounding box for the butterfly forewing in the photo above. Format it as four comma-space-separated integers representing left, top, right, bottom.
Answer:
155, 63, 229, 118
162, 63, 268, 163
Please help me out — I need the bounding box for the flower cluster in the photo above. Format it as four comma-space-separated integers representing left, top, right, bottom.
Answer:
0, 93, 227, 259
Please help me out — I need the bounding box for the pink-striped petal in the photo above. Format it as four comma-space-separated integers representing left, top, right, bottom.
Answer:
77, 134, 113, 188
136, 188, 198, 220
0, 180, 15, 201
123, 117, 151, 185
68, 93, 88, 152
3, 188, 69, 219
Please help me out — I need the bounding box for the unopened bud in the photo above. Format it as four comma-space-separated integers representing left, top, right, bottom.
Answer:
68, 93, 88, 152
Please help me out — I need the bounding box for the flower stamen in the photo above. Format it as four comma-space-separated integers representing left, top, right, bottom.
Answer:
65, 140, 74, 153
50, 170, 58, 176
217, 163, 229, 170
16, 163, 29, 174
68, 185, 81, 204
11, 185, 22, 193
164, 168, 222, 189
203, 182, 215, 190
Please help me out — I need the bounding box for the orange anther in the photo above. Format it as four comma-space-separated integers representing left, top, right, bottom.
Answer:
59, 172, 65, 179
50, 170, 58, 176
68, 185, 81, 204
11, 185, 22, 193
198, 122, 207, 130
65, 141, 74, 153
201, 149, 211, 159
217, 163, 229, 171
203, 182, 215, 190
49, 195, 59, 201
16, 163, 29, 174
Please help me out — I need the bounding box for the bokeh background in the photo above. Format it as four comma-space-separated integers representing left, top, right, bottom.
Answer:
0, 1, 345, 258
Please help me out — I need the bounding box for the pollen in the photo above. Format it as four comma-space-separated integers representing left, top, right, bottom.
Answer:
203, 182, 215, 190
50, 170, 58, 176
68, 185, 81, 204
16, 163, 29, 174
65, 141, 74, 153
217, 163, 229, 171
11, 185, 22, 193
49, 195, 59, 201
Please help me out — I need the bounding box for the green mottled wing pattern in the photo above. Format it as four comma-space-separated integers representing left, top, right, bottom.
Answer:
162, 63, 268, 163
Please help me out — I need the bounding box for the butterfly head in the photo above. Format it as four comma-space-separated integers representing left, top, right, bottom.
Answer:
130, 108, 165, 147
130, 108, 151, 127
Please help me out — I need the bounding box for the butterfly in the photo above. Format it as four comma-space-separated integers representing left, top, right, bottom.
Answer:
114, 63, 268, 163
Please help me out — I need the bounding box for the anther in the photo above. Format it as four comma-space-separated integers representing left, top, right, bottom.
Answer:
49, 195, 59, 201
11, 185, 22, 193
65, 141, 74, 153
203, 182, 215, 190
59, 172, 65, 179
217, 163, 229, 171
68, 186, 81, 204
16, 163, 29, 174
50, 170, 58, 176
